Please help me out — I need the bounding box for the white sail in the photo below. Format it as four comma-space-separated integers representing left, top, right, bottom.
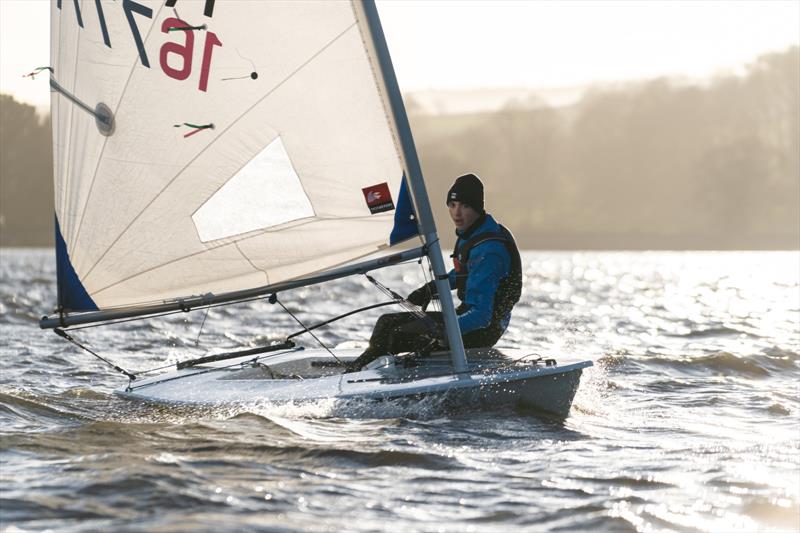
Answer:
50, 0, 419, 311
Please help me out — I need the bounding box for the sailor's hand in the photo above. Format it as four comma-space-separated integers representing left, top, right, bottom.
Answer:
407, 286, 431, 308
407, 281, 437, 309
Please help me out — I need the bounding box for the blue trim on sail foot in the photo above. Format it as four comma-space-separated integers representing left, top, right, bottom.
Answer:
390, 177, 419, 245
55, 216, 98, 311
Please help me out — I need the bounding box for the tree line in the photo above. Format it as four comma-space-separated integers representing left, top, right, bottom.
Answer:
411, 46, 798, 249
0, 94, 53, 246
1, 46, 797, 249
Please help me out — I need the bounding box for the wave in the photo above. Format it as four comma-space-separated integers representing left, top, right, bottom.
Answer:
666, 326, 750, 338
305, 448, 458, 470
690, 351, 775, 376
600, 349, 799, 378
0, 389, 89, 431
584, 475, 675, 489
698, 349, 799, 374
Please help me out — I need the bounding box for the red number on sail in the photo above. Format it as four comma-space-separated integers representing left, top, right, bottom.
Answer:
160, 18, 194, 81
159, 19, 221, 92
199, 32, 223, 92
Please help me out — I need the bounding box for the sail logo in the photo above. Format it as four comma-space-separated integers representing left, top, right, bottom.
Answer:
362, 183, 395, 215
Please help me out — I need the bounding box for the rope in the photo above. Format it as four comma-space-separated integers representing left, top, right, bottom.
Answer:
426, 237, 441, 254
272, 294, 345, 365
54, 329, 137, 381
194, 306, 210, 346
418, 255, 441, 313
364, 274, 426, 319
364, 274, 438, 332
286, 300, 396, 341
131, 361, 176, 375
126, 346, 303, 392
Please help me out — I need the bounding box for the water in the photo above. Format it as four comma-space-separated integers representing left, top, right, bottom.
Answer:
1, 249, 798, 532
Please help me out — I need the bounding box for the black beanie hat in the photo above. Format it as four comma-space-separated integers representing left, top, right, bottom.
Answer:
446, 173, 484, 212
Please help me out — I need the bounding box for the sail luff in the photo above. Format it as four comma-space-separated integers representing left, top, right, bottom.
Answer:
356, 0, 469, 373
40, 246, 426, 329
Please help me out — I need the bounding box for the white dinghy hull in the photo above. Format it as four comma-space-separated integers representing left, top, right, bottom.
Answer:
117, 349, 592, 418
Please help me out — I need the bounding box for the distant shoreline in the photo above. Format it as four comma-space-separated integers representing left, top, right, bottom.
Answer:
3, 47, 798, 255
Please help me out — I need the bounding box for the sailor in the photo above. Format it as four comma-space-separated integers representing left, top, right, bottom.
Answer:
347, 173, 522, 371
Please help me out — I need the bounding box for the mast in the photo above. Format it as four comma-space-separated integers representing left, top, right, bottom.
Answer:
358, 1, 469, 373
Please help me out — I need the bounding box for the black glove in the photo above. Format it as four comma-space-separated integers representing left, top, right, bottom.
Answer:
407, 281, 437, 309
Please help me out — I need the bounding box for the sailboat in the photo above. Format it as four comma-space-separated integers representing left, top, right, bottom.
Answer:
40, 0, 591, 417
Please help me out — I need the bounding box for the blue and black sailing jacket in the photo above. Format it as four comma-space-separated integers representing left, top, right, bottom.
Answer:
447, 213, 522, 335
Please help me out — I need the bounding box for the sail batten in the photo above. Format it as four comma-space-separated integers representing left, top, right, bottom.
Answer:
48, 0, 421, 318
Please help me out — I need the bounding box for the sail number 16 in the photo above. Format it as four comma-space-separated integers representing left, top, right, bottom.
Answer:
160, 18, 222, 93
58, 0, 222, 93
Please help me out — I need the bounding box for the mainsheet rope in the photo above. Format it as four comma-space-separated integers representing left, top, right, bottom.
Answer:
270, 294, 345, 365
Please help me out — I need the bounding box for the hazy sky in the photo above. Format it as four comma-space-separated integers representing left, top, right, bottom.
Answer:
1, 0, 798, 109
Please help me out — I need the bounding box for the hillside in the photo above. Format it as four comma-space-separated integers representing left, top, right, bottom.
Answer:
1, 47, 797, 250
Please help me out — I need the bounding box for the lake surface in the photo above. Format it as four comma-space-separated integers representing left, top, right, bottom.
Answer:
1, 249, 798, 532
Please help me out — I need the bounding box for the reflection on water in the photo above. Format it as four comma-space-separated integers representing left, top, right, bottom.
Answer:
1, 250, 798, 531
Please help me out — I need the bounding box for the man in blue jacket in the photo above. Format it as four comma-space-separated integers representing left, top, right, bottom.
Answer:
347, 173, 522, 371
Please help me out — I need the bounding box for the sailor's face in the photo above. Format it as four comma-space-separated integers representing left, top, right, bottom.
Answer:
448, 201, 479, 231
